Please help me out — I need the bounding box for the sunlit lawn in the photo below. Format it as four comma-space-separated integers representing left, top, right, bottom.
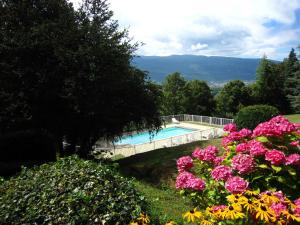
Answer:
285, 114, 300, 123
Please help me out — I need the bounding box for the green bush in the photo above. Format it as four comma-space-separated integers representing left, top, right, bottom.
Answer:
0, 156, 146, 225
234, 104, 280, 130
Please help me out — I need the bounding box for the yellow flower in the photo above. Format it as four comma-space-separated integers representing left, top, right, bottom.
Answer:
244, 189, 260, 197
183, 208, 202, 222
137, 213, 150, 224
130, 222, 138, 225
205, 207, 215, 218
221, 205, 245, 220
255, 205, 276, 223
260, 193, 280, 204
282, 210, 300, 223
241, 198, 256, 213
227, 194, 248, 205
165, 220, 176, 225
201, 219, 213, 225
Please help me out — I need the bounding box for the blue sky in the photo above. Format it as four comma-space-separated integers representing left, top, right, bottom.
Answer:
71, 0, 300, 60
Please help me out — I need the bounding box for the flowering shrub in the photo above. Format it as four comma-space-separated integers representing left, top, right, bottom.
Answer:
176, 115, 300, 224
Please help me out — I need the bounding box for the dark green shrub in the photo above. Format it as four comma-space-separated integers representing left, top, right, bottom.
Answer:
0, 129, 57, 176
0, 156, 146, 224
234, 104, 280, 130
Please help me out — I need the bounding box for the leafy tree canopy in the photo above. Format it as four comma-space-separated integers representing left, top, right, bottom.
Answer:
0, 0, 161, 157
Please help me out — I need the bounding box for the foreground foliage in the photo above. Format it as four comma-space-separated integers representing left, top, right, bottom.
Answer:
0, 156, 146, 224
175, 115, 300, 224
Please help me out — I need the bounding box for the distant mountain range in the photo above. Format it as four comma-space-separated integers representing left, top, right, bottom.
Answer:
132, 55, 270, 86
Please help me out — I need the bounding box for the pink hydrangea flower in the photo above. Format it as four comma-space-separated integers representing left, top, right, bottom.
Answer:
232, 154, 255, 174
294, 123, 300, 129
253, 115, 296, 137
176, 156, 193, 172
248, 140, 267, 157
192, 146, 218, 163
225, 176, 249, 194
265, 150, 286, 165
272, 191, 286, 202
211, 165, 232, 181
212, 205, 227, 212
294, 198, 300, 207
238, 128, 252, 138
213, 156, 225, 166
270, 203, 287, 217
290, 140, 299, 147
222, 136, 233, 147
187, 177, 206, 191
224, 123, 237, 132
175, 172, 205, 191
293, 207, 300, 217
236, 142, 249, 153
285, 154, 300, 167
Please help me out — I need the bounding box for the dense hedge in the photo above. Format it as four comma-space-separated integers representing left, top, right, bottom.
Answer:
0, 156, 146, 224
0, 129, 58, 176
234, 104, 280, 130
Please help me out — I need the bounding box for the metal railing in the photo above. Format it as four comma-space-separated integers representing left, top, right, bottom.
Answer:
98, 114, 233, 158
161, 114, 233, 126
110, 127, 225, 157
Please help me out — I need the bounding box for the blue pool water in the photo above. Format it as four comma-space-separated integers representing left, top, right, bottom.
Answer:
115, 127, 196, 145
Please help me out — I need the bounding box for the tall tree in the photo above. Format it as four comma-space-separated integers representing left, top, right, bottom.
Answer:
183, 80, 215, 115
283, 48, 300, 113
0, 0, 161, 158
253, 56, 289, 113
162, 72, 186, 115
215, 80, 252, 118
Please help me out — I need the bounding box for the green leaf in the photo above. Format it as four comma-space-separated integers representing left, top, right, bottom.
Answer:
256, 136, 269, 143
288, 168, 297, 176
251, 175, 263, 182
276, 176, 286, 183
271, 165, 282, 173
258, 164, 269, 169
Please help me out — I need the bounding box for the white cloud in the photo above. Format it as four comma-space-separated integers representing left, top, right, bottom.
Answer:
70, 0, 300, 59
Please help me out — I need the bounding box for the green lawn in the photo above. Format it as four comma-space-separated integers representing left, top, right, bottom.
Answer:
116, 139, 222, 222
285, 114, 300, 123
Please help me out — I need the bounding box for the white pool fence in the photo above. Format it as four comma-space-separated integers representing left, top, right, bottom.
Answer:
161, 114, 233, 126
96, 114, 233, 158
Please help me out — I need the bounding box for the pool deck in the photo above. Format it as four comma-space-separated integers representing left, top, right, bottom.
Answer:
97, 122, 224, 158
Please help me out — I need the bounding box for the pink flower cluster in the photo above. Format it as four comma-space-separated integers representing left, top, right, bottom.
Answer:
232, 154, 255, 174
253, 115, 296, 137
222, 128, 252, 147
290, 140, 300, 147
285, 154, 300, 167
225, 176, 249, 194
211, 205, 227, 212
175, 172, 206, 191
192, 146, 218, 163
211, 165, 232, 181
294, 198, 300, 217
224, 123, 237, 132
248, 140, 267, 157
270, 203, 287, 217
265, 150, 286, 166
236, 142, 248, 153
177, 156, 193, 172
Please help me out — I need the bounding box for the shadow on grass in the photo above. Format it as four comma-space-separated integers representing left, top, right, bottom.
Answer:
117, 138, 222, 186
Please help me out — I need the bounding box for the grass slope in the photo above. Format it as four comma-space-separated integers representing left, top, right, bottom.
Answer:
116, 139, 222, 222
285, 114, 300, 123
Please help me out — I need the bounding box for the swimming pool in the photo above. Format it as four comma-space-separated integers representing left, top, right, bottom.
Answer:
115, 127, 197, 145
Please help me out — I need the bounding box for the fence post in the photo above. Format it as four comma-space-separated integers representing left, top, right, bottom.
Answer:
209, 117, 212, 125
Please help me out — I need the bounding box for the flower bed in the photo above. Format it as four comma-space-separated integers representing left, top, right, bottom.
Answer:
175, 115, 300, 224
